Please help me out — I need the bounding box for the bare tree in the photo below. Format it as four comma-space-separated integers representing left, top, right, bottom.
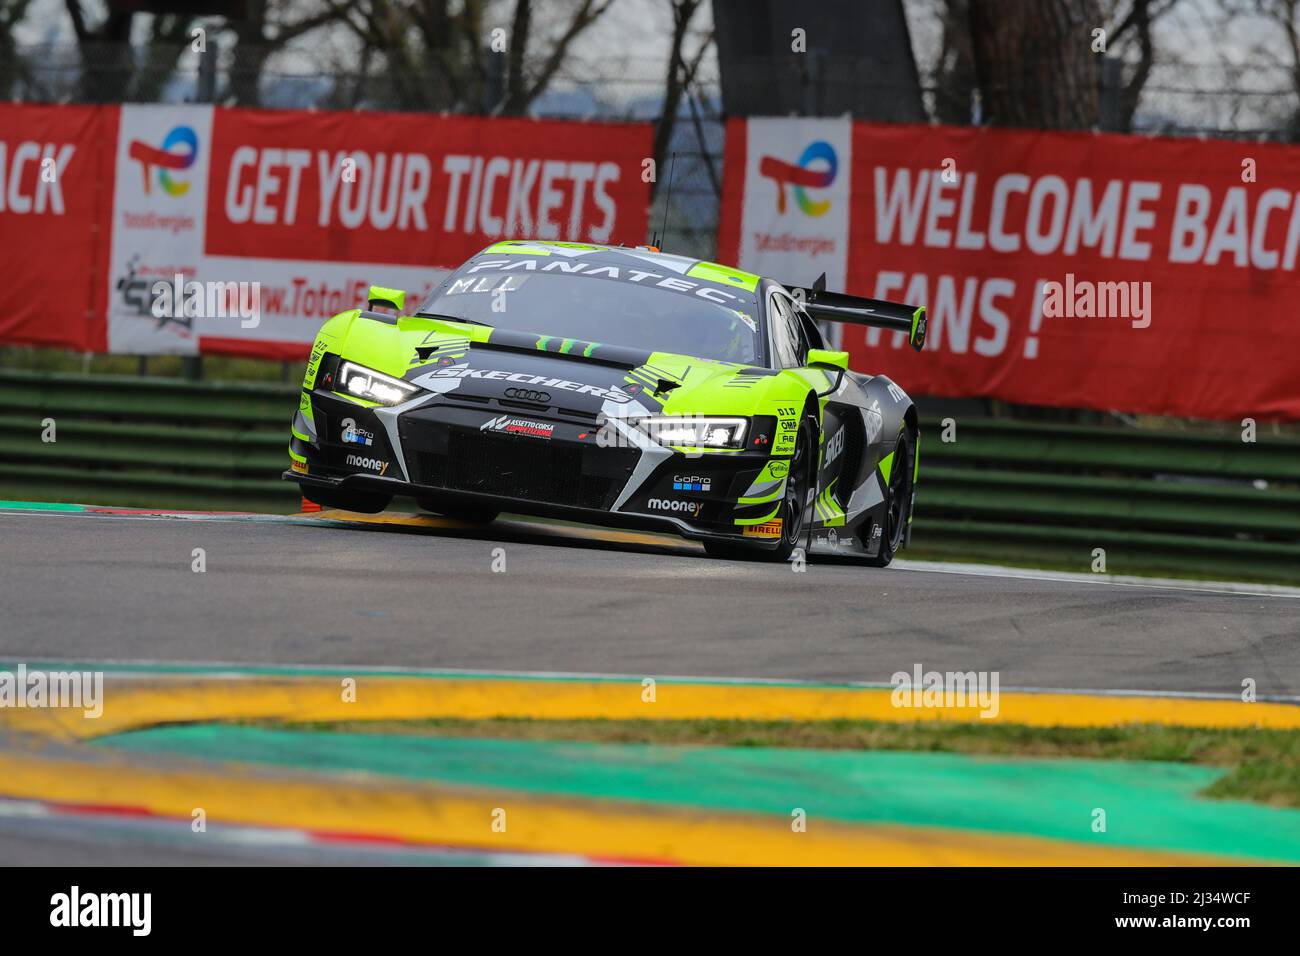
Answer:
328, 0, 616, 114
1101, 0, 1186, 130
0, 0, 35, 99
929, 0, 977, 124
1222, 0, 1300, 138
651, 0, 712, 198
227, 1, 346, 106
63, 0, 139, 102
967, 0, 1102, 128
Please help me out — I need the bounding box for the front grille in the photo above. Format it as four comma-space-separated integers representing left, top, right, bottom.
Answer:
409, 430, 628, 511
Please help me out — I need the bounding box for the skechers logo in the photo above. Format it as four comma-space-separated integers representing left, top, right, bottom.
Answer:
431, 364, 631, 403
346, 453, 389, 475
647, 498, 703, 517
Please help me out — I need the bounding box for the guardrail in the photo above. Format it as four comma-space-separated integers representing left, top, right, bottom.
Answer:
1, 369, 1297, 583
915, 417, 1300, 583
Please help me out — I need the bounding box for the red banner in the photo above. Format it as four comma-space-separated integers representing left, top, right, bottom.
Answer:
0, 103, 118, 352
206, 110, 645, 266
1, 103, 650, 358
720, 119, 1300, 421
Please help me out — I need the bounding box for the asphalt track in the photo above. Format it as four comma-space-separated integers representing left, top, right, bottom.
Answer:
2, 509, 1298, 698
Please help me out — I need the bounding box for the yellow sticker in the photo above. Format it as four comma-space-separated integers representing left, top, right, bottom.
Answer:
743, 519, 783, 538
291, 459, 309, 474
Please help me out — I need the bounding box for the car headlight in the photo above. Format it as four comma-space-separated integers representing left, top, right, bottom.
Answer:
637, 416, 748, 449
337, 361, 419, 405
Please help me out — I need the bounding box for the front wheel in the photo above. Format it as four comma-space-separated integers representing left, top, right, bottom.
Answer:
866, 428, 915, 568
703, 414, 814, 562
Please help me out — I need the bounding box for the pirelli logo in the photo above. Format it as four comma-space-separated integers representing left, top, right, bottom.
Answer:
743, 519, 783, 539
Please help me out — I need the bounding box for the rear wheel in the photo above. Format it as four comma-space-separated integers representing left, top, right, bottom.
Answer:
302, 486, 391, 514
703, 414, 814, 562
417, 495, 500, 525
866, 428, 914, 567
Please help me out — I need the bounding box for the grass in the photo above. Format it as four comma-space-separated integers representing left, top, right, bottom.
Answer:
247, 717, 1300, 808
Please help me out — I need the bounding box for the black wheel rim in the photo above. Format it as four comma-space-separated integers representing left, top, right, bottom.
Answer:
784, 425, 810, 546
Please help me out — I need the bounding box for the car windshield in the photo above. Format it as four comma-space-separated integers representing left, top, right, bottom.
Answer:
417, 269, 762, 365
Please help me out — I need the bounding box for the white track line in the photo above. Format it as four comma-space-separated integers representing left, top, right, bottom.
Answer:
894, 559, 1300, 599
6, 656, 1299, 704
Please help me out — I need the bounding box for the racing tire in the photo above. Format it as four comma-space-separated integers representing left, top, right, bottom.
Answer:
866, 427, 915, 568
703, 414, 815, 563
303, 486, 392, 514
417, 495, 500, 525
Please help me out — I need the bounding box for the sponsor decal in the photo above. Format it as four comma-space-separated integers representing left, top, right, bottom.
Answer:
481, 414, 555, 440
464, 257, 751, 308
290, 459, 309, 474
825, 427, 846, 466
672, 475, 712, 492
128, 124, 198, 197
114, 256, 192, 331
345, 453, 389, 475
647, 498, 703, 517
743, 519, 784, 538
733, 117, 851, 306
504, 387, 551, 403
758, 140, 837, 217
340, 417, 374, 446
433, 363, 631, 404
865, 399, 884, 445
768, 461, 789, 479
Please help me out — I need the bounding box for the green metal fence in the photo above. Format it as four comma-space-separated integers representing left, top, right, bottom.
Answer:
1, 368, 1297, 583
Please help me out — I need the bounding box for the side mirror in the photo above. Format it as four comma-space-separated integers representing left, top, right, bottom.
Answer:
807, 348, 849, 372
367, 285, 406, 313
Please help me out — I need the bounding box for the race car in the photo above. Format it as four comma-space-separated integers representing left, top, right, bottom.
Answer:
285, 241, 926, 564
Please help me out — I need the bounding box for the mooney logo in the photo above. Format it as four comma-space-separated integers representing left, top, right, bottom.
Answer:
647, 498, 702, 516
128, 125, 198, 196
758, 140, 837, 217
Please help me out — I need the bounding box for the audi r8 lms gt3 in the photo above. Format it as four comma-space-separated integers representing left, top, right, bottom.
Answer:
285, 241, 928, 564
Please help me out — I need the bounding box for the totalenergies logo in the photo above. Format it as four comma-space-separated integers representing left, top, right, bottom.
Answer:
128, 125, 198, 196
757, 140, 837, 217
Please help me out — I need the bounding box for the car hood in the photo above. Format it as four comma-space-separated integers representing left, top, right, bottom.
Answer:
332, 313, 781, 419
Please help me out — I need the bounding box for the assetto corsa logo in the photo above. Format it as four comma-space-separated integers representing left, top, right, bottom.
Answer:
757, 140, 837, 217
128, 125, 198, 196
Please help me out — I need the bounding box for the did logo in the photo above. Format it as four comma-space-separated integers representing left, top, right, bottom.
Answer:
128, 124, 198, 196
757, 140, 837, 217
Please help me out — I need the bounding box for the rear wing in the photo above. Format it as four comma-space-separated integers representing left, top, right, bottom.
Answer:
786, 273, 927, 352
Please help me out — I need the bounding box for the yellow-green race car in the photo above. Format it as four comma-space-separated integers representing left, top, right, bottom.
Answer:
286, 241, 926, 564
